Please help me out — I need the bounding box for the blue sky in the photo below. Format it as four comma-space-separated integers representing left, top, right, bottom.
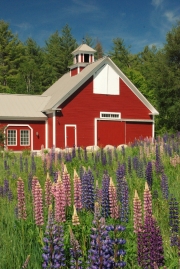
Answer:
0, 0, 180, 54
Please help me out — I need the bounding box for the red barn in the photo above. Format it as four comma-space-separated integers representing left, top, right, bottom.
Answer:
0, 44, 158, 151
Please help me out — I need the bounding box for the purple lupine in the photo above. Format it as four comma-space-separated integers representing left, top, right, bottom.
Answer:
42, 206, 66, 268
133, 190, 142, 234
107, 148, 113, 166
116, 163, 125, 203
161, 173, 169, 200
155, 144, 163, 174
62, 165, 71, 207
28, 172, 33, 192
78, 147, 81, 160
73, 170, 82, 210
83, 147, 88, 162
87, 215, 114, 269
94, 180, 102, 205
127, 156, 132, 176
72, 146, 76, 158
101, 173, 110, 218
24, 157, 28, 173
137, 215, 164, 268
3, 179, 9, 196
31, 153, 36, 174
81, 170, 94, 211
17, 177, 27, 220
169, 195, 179, 246
69, 227, 83, 268
109, 177, 120, 219
145, 161, 153, 190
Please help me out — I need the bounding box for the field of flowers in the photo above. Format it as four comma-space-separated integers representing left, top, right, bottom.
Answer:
1, 134, 180, 269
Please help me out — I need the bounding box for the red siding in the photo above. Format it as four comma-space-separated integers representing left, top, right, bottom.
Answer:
98, 121, 125, 147
55, 77, 152, 148
80, 67, 85, 72
71, 68, 78, 76
0, 120, 45, 151
126, 122, 152, 144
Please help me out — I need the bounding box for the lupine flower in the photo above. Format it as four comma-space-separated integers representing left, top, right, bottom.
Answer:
28, 172, 33, 191
145, 161, 153, 190
42, 205, 65, 268
138, 215, 164, 268
120, 177, 129, 223
73, 169, 82, 210
33, 180, 44, 226
17, 177, 27, 220
62, 164, 71, 207
31, 153, 36, 174
81, 170, 94, 211
45, 172, 52, 208
109, 177, 120, 219
169, 195, 179, 246
69, 226, 83, 269
133, 190, 142, 233
144, 182, 152, 221
72, 205, 80, 226
55, 174, 66, 223
161, 173, 169, 200
94, 180, 102, 205
3, 179, 9, 195
127, 156, 132, 176
101, 173, 110, 218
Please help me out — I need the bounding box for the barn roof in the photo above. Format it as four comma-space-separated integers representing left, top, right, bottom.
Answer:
72, 43, 96, 54
42, 56, 159, 115
0, 94, 50, 120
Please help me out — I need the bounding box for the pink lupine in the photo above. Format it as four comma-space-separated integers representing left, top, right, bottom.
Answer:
51, 182, 56, 197
73, 169, 82, 210
55, 174, 66, 223
144, 182, 152, 221
62, 164, 71, 206
133, 190, 142, 233
31, 176, 38, 202
109, 177, 120, 219
45, 172, 52, 207
17, 177, 27, 220
72, 205, 80, 226
33, 181, 44, 226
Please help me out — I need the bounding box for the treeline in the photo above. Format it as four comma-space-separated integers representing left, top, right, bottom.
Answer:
0, 20, 180, 134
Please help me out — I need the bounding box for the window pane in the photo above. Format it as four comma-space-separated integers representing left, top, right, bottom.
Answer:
7, 130, 16, 145
21, 130, 29, 145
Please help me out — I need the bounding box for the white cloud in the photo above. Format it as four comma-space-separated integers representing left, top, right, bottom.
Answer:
164, 11, 180, 23
151, 0, 164, 8
14, 22, 32, 31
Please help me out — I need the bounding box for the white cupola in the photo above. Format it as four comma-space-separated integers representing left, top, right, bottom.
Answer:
69, 44, 96, 76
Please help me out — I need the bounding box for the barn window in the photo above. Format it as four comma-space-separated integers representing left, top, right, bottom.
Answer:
100, 112, 121, 119
20, 130, 30, 146
7, 130, 17, 146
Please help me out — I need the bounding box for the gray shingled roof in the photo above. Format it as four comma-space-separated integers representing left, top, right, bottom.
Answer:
42, 57, 159, 115
71, 43, 96, 54
0, 94, 50, 120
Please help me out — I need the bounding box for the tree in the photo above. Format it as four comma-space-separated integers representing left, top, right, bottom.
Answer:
94, 40, 104, 60
0, 20, 23, 93
154, 21, 180, 133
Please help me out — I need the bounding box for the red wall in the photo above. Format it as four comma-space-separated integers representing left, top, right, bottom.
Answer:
55, 76, 152, 148
126, 122, 152, 144
71, 68, 78, 76
0, 120, 45, 151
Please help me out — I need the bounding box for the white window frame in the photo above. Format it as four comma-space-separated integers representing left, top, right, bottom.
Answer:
100, 112, 121, 119
7, 129, 17, 146
20, 129, 30, 146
